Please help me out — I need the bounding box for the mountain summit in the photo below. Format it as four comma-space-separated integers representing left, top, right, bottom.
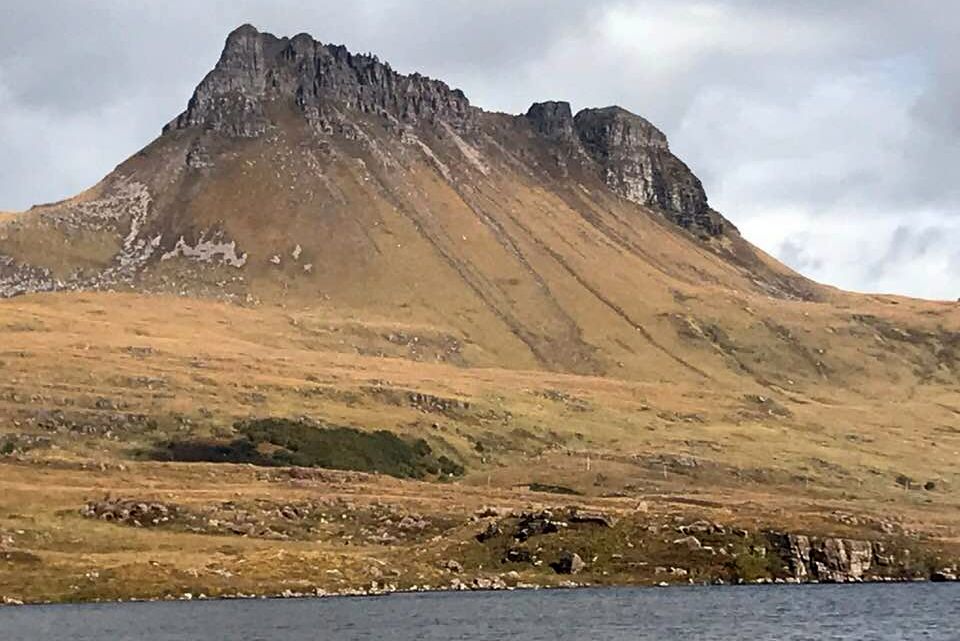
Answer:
167, 25, 724, 236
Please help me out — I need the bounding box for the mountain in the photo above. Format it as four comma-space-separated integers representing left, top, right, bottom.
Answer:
0, 25, 827, 377
1, 25, 959, 602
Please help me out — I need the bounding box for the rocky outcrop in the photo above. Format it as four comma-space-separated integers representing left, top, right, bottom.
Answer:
0, 181, 158, 298
572, 107, 725, 237
525, 101, 576, 142
523, 102, 727, 237
81, 498, 176, 527
167, 24, 476, 138
769, 533, 896, 582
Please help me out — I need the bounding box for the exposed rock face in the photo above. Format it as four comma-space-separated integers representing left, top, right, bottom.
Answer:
0, 181, 160, 298
573, 107, 724, 236
525, 101, 576, 142
770, 533, 894, 582
523, 102, 726, 236
167, 24, 476, 137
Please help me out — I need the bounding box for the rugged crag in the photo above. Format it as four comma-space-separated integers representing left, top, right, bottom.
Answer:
524, 101, 724, 235
166, 24, 476, 137
170, 25, 724, 235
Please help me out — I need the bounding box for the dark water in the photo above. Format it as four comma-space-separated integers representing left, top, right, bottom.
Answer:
2, 584, 958, 640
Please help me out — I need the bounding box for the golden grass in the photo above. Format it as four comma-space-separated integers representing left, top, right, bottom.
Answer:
2, 108, 960, 601
0, 290, 958, 605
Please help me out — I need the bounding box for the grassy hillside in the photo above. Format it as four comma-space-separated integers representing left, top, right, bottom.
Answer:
2, 290, 959, 602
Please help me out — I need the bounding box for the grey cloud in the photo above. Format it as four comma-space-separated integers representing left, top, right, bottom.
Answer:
779, 237, 823, 274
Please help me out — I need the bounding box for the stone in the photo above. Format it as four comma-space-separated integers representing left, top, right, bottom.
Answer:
443, 560, 463, 574
568, 509, 614, 528
551, 551, 585, 575
931, 569, 958, 582
514, 511, 563, 541
475, 521, 502, 543
503, 548, 533, 564
672, 535, 703, 550
472, 577, 494, 590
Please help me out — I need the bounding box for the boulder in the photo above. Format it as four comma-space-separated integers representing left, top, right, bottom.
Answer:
672, 535, 703, 550
443, 560, 463, 574
551, 551, 586, 575
475, 521, 502, 543
569, 509, 614, 528
931, 569, 958, 582
503, 548, 533, 564
514, 511, 563, 541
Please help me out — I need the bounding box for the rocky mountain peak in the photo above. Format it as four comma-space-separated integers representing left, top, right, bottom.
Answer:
573, 107, 722, 236
574, 106, 670, 153
166, 24, 476, 137
524, 101, 576, 141
521, 102, 723, 236
163, 24, 724, 237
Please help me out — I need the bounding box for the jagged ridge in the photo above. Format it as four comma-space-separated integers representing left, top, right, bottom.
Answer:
166, 24, 476, 137
167, 24, 723, 236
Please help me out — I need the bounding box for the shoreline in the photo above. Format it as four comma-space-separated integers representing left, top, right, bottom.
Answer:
3, 574, 955, 608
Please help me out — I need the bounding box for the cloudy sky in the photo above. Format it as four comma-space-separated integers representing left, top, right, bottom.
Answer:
1, 1, 958, 299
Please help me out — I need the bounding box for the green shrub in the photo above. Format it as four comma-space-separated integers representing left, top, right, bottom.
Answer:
526, 482, 582, 496
153, 418, 464, 480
